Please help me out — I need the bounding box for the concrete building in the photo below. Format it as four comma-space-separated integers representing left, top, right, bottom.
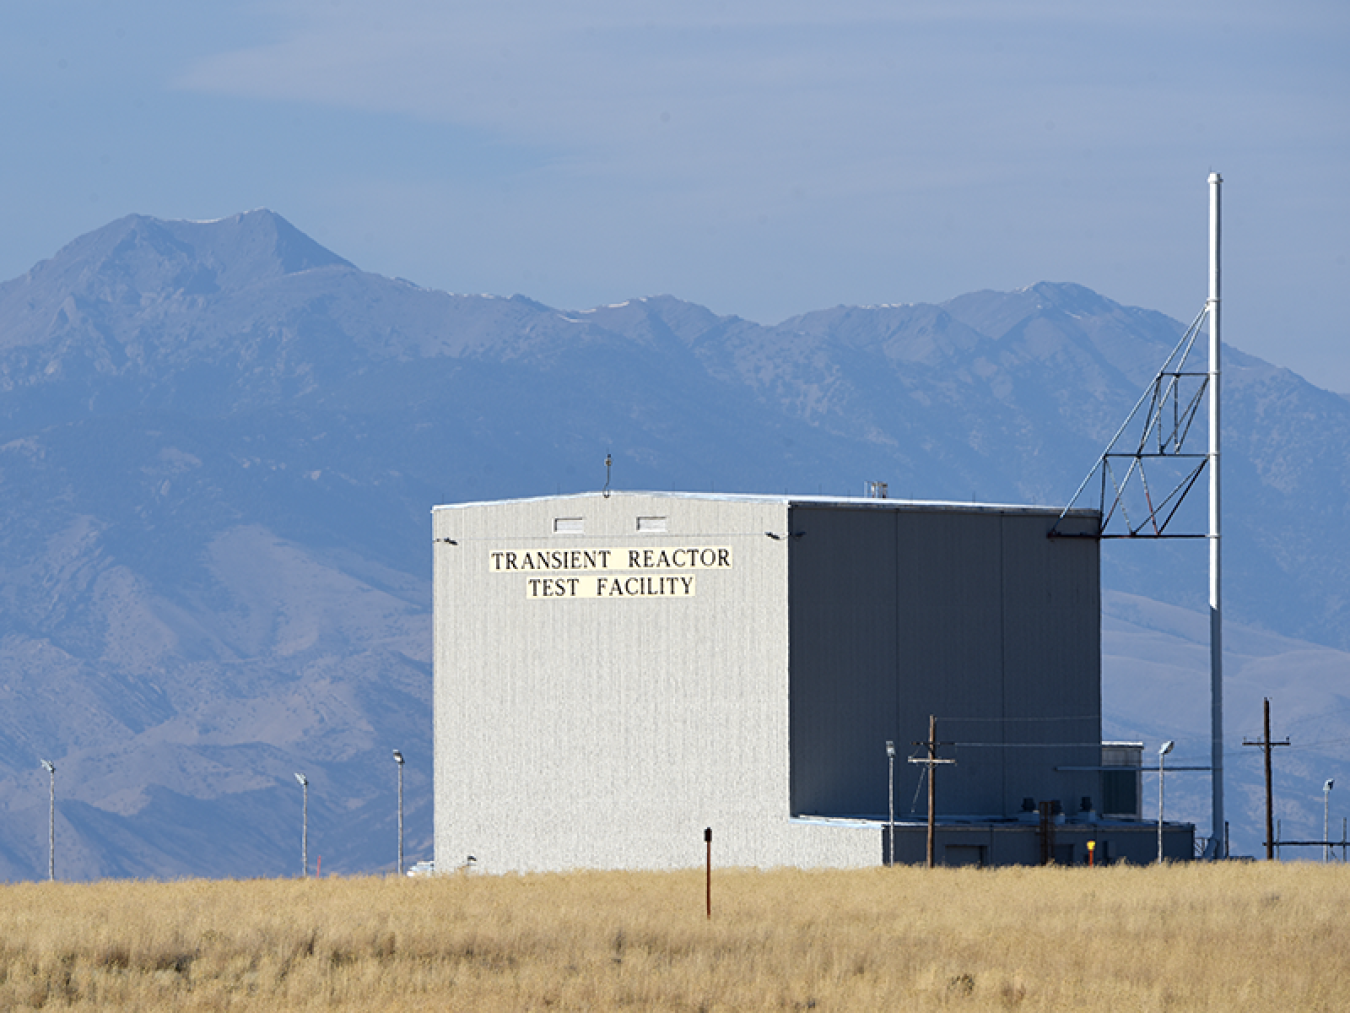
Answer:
432, 491, 1192, 872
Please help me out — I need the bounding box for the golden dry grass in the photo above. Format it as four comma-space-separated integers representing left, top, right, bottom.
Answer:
0, 863, 1347, 1010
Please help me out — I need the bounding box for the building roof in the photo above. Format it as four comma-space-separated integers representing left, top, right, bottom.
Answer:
433, 489, 1099, 519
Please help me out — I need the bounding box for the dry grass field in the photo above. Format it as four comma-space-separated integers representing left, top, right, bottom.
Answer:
0, 862, 1346, 1011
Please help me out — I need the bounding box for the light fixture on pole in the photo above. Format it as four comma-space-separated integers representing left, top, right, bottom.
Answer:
40, 759, 55, 881
1324, 779, 1335, 863
885, 741, 896, 867
393, 749, 405, 876
1157, 741, 1175, 864
294, 772, 309, 878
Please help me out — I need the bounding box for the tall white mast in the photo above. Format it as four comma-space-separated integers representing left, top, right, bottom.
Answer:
1208, 171, 1224, 857
1051, 172, 1228, 857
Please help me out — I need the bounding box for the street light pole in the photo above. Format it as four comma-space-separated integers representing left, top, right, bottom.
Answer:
294, 773, 309, 878
1157, 741, 1174, 864
885, 741, 895, 867
1324, 779, 1334, 863
41, 759, 55, 881
393, 750, 405, 876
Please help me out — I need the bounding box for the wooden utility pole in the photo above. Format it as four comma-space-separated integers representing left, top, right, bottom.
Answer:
909, 715, 956, 868
1242, 698, 1290, 860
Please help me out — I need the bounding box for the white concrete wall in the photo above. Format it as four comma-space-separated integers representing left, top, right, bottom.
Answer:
433, 492, 880, 872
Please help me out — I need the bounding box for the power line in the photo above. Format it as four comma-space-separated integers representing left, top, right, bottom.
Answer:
946, 741, 1117, 749
938, 715, 1100, 724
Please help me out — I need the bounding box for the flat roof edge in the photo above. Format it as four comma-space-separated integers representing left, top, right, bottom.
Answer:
432, 489, 1098, 518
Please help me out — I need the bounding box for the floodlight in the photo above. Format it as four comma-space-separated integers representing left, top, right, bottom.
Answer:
1157, 742, 1175, 863
1325, 779, 1336, 863
294, 772, 310, 877
885, 741, 896, 867
393, 749, 405, 875
40, 759, 56, 880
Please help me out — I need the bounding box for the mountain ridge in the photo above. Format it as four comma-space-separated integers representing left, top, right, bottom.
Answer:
0, 210, 1346, 876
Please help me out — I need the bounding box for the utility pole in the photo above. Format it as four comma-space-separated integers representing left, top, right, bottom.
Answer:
909, 715, 956, 868
1242, 698, 1290, 860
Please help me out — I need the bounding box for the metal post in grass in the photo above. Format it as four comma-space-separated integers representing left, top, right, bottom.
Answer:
295, 772, 309, 877
1157, 741, 1174, 863
40, 759, 55, 881
704, 827, 712, 919
393, 749, 405, 876
886, 740, 896, 867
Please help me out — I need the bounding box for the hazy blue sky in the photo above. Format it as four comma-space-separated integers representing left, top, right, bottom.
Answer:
4, 1, 1348, 389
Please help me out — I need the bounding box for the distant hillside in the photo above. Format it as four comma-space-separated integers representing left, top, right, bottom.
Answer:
0, 210, 1346, 876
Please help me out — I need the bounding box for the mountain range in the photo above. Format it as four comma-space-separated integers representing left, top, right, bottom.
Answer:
1, 209, 1347, 877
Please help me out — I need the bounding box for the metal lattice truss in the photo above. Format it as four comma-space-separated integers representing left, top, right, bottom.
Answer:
1053, 306, 1212, 539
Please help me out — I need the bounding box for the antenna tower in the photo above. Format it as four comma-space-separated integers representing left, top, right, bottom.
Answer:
1052, 173, 1224, 857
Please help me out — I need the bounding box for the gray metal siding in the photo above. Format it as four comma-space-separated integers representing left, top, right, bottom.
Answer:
787, 506, 899, 816
998, 513, 1101, 816
788, 505, 1100, 821
894, 510, 1008, 817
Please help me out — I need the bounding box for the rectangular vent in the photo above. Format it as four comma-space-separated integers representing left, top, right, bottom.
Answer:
554, 517, 584, 534
636, 516, 668, 533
